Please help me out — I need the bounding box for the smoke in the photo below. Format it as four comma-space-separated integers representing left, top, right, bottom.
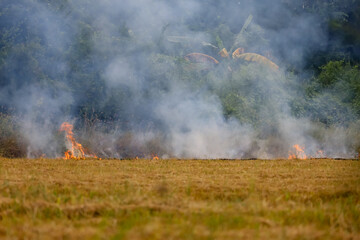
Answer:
154, 86, 254, 158
0, 0, 358, 159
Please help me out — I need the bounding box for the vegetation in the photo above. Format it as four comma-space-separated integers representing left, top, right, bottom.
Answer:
0, 2, 359, 238
0, 0, 360, 157
0, 113, 26, 158
0, 158, 358, 239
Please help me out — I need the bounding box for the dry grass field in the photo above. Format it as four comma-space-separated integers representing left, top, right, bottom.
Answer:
0, 158, 359, 239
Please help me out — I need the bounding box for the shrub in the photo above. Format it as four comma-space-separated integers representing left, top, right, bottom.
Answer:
0, 113, 26, 158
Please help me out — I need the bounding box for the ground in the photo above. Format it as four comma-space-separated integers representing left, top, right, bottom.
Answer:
0, 158, 359, 239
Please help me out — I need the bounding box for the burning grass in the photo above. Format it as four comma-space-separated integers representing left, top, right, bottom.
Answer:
60, 122, 98, 159
0, 158, 359, 239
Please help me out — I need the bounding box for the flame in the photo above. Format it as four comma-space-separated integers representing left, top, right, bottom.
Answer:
152, 154, 159, 160
64, 150, 72, 159
288, 144, 307, 160
315, 150, 325, 158
59, 122, 97, 159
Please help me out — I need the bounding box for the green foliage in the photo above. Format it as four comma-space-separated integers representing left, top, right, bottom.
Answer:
318, 60, 346, 87
209, 62, 289, 132
299, 61, 360, 125
0, 0, 360, 157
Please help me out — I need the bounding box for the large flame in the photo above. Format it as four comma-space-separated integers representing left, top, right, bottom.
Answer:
288, 144, 307, 160
59, 122, 97, 159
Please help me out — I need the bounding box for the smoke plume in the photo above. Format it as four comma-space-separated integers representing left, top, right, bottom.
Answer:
0, 0, 359, 159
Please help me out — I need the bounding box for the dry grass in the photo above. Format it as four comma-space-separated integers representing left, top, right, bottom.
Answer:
0, 158, 359, 239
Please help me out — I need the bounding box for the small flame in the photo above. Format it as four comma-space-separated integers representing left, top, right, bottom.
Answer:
152, 154, 159, 160
315, 150, 325, 158
59, 122, 97, 159
288, 144, 307, 160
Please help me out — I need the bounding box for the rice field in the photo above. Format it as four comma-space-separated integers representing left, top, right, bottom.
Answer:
0, 158, 359, 239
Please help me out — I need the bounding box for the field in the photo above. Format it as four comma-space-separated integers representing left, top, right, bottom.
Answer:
0, 158, 359, 239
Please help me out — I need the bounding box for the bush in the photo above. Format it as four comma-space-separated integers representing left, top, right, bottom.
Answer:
304, 61, 360, 125
0, 113, 26, 158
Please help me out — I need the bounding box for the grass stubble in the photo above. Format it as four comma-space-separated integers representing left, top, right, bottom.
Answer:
0, 158, 359, 239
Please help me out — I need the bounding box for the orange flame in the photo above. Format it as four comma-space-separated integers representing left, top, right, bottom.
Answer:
288, 144, 307, 160
59, 122, 97, 159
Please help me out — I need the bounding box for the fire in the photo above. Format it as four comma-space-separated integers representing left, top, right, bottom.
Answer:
59, 122, 97, 159
315, 150, 325, 158
152, 154, 159, 160
288, 144, 307, 160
